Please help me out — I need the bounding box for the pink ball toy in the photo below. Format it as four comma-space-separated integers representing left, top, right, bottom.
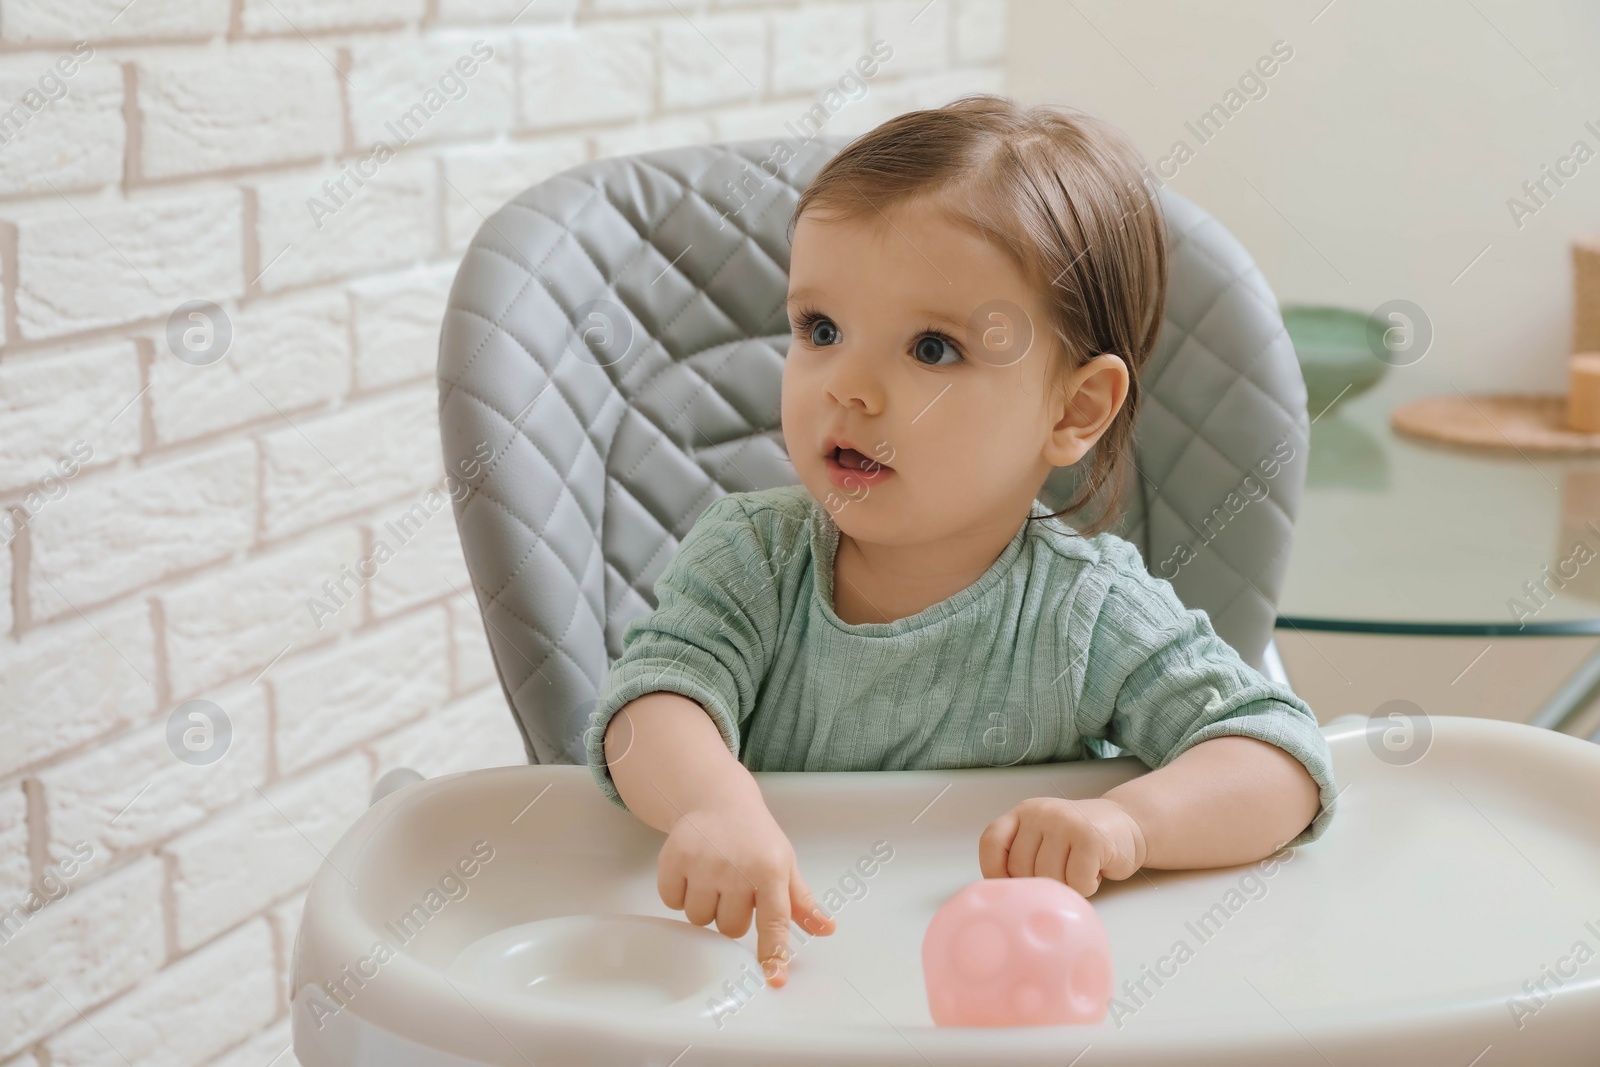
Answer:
922, 877, 1113, 1027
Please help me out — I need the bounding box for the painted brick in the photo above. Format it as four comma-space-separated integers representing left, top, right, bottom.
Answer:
10, 188, 244, 341
449, 597, 497, 695
588, 0, 676, 10
39, 683, 269, 868
271, 891, 307, 947
0, 538, 9, 636
516, 24, 653, 130
770, 6, 870, 95
0, 340, 138, 497
438, 138, 586, 251
592, 114, 715, 159
369, 686, 524, 781
713, 99, 825, 141
365, 490, 471, 619
0, 783, 28, 904
27, 441, 256, 621
252, 158, 435, 293
148, 288, 350, 446
870, 0, 950, 73
206, 1017, 303, 1067
139, 45, 342, 180
436, 0, 577, 21
0, 856, 165, 1058
45, 921, 277, 1067
822, 87, 895, 138
269, 890, 308, 1009
0, 0, 230, 42
347, 34, 514, 149
0, 601, 157, 779
348, 261, 458, 388
0, 58, 122, 196
258, 386, 441, 541
270, 607, 450, 774
240, 0, 425, 34
165, 754, 369, 951
659, 13, 765, 108
160, 526, 362, 701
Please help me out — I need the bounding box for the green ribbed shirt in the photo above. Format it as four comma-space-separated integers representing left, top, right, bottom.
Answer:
586, 485, 1337, 847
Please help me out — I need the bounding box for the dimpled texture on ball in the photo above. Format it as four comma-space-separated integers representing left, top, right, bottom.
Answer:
922, 877, 1113, 1027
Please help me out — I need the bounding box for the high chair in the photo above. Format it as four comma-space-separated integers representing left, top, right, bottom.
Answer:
291, 139, 1600, 1065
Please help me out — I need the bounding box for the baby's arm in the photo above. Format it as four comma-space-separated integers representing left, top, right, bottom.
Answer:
603, 689, 763, 834
586, 496, 833, 984
981, 539, 1336, 892
604, 690, 836, 986
979, 733, 1318, 894
1100, 732, 1320, 868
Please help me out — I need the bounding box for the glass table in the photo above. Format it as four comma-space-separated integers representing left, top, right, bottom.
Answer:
1276, 368, 1600, 741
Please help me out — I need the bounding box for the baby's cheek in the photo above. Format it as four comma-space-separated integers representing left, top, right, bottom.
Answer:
923, 422, 1011, 494
778, 365, 810, 442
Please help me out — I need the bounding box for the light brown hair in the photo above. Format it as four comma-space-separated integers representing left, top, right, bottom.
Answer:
788, 93, 1168, 536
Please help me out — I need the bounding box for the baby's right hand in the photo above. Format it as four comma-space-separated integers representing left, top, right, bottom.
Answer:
657, 801, 836, 987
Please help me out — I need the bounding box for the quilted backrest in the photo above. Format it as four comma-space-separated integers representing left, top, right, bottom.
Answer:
437, 138, 1308, 766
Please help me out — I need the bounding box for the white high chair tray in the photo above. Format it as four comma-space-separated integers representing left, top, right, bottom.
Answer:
292, 715, 1600, 1066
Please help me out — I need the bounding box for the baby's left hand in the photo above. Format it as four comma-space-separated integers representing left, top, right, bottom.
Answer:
977, 797, 1147, 898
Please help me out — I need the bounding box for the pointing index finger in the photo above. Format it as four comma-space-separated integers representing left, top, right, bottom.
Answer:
755, 873, 792, 987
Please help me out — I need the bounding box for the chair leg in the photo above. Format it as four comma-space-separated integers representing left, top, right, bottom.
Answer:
1527, 645, 1600, 734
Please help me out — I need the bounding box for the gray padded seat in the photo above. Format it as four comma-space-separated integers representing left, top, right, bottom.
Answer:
437, 137, 1309, 766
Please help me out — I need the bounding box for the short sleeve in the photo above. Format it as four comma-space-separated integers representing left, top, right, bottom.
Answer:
1075, 539, 1339, 848
584, 493, 779, 812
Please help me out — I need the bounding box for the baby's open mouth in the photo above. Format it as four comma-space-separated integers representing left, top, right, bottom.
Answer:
832, 446, 892, 471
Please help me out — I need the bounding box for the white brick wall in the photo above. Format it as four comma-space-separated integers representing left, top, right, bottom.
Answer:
166, 754, 370, 951
348, 261, 460, 386
253, 159, 437, 292
28, 440, 257, 618
0, 0, 230, 43
0, 2, 1008, 1061
40, 681, 269, 868
0, 60, 123, 197
8, 189, 246, 340
159, 527, 363, 700
138, 45, 345, 179
147, 288, 352, 445
0, 340, 140, 492
0, 856, 166, 1053
346, 33, 517, 147
0, 783, 29, 902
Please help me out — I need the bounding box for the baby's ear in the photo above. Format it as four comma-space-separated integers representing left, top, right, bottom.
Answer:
1044, 353, 1129, 466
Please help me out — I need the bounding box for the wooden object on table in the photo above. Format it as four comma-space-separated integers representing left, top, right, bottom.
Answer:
1567, 352, 1600, 432
1578, 234, 1600, 355
1390, 393, 1600, 452
1393, 235, 1600, 454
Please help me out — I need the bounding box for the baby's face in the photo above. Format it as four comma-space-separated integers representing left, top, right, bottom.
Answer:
781, 193, 1066, 547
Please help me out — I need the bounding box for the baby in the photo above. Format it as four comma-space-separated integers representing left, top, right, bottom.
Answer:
586, 94, 1336, 989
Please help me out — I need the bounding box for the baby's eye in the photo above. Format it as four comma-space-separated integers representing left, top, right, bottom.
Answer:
912, 332, 962, 367
807, 317, 841, 346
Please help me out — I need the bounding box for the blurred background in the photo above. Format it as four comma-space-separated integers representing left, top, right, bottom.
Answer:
1, 0, 1599, 1063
